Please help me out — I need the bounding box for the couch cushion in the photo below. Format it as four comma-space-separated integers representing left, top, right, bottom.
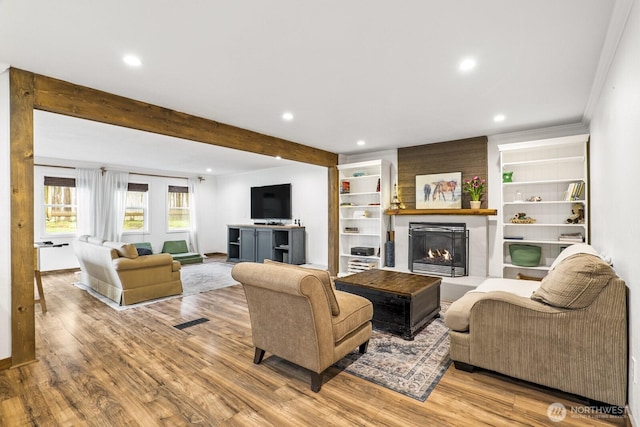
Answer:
172, 253, 203, 264
263, 259, 340, 316
443, 292, 487, 332
531, 253, 615, 309
332, 291, 373, 343
162, 240, 189, 254
444, 278, 541, 332
104, 242, 139, 259
87, 236, 105, 245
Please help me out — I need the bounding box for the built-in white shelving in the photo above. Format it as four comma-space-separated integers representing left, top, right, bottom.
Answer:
337, 160, 390, 276
499, 134, 590, 279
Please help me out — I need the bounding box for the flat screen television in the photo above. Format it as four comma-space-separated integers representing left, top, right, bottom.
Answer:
251, 183, 292, 222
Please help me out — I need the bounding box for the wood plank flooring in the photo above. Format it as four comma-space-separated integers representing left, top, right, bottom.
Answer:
0, 265, 628, 426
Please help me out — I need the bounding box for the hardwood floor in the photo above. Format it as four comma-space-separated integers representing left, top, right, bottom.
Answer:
0, 267, 628, 426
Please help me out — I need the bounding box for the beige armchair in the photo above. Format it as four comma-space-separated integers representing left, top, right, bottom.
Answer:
231, 261, 373, 392
444, 247, 627, 407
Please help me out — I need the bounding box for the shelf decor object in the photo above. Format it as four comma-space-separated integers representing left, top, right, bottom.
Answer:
390, 183, 404, 210
462, 175, 487, 209
509, 244, 542, 267
337, 160, 391, 276
498, 134, 589, 279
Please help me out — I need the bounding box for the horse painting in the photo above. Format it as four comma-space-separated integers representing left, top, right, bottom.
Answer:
416, 172, 462, 209
433, 180, 458, 201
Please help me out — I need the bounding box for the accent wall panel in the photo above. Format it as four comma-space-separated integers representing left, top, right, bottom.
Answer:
397, 136, 488, 209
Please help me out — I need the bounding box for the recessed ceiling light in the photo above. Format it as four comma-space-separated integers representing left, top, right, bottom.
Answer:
459, 58, 476, 72
282, 112, 294, 121
357, 140, 366, 146
275, 155, 282, 160
494, 114, 506, 122
123, 54, 142, 67
206, 168, 212, 173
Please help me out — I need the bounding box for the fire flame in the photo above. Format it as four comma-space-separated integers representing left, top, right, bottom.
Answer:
426, 248, 451, 261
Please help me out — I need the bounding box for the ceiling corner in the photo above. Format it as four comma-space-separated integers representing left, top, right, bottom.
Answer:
583, 0, 635, 121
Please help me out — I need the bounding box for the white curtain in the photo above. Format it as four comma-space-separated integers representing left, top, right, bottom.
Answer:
75, 168, 102, 237
99, 171, 129, 241
188, 177, 200, 254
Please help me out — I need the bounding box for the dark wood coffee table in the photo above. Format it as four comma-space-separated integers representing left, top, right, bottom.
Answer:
334, 269, 441, 340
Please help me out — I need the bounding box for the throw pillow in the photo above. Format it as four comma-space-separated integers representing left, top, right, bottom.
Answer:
136, 247, 153, 256
549, 243, 600, 271
531, 253, 615, 309
104, 242, 139, 259
263, 259, 340, 315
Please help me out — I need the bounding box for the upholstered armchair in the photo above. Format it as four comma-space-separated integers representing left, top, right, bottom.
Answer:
231, 261, 373, 392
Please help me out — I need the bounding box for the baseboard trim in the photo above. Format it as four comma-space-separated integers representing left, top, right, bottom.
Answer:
41, 267, 80, 276
0, 357, 12, 371
203, 252, 226, 257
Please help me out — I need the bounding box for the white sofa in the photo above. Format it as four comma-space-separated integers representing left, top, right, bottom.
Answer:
73, 235, 183, 305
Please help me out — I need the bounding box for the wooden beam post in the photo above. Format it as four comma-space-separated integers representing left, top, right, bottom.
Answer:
327, 166, 339, 275
9, 68, 36, 367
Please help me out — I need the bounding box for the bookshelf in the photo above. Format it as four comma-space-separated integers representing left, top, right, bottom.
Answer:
499, 134, 589, 279
337, 160, 391, 276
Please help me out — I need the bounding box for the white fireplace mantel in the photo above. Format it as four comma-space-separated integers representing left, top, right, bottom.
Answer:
385, 214, 493, 300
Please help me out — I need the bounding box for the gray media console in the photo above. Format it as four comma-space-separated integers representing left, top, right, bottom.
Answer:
226, 225, 306, 265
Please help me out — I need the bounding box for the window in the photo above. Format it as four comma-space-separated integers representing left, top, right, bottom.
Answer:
43, 176, 77, 234
167, 185, 190, 230
123, 183, 149, 232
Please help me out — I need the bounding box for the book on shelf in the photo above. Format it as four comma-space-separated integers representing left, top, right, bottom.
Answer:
558, 232, 584, 242
564, 182, 585, 201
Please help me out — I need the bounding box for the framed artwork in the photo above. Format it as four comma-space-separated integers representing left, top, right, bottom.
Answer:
416, 172, 462, 209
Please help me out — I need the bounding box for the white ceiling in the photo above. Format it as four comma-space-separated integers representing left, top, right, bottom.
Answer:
0, 0, 622, 176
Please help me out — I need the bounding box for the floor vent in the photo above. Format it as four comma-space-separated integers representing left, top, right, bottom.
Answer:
173, 318, 210, 330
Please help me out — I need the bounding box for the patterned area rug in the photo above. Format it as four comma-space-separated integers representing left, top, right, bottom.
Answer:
334, 305, 451, 402
74, 261, 237, 311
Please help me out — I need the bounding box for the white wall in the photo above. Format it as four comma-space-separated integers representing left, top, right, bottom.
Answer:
0, 69, 10, 359
589, 0, 640, 418
33, 167, 194, 265
213, 163, 328, 266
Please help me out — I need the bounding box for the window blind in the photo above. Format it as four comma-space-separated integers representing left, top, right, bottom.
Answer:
44, 176, 76, 187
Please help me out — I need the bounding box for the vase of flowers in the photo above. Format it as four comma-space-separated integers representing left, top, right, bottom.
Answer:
463, 176, 487, 209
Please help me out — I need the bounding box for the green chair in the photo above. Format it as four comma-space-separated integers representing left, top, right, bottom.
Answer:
161, 240, 203, 264
134, 242, 153, 255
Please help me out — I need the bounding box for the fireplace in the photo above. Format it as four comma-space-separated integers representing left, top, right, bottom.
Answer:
409, 222, 469, 277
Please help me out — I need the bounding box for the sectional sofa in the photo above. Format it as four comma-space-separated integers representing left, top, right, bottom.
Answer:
444, 243, 627, 407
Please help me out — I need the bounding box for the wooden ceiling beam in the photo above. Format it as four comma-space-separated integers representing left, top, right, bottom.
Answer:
33, 73, 338, 168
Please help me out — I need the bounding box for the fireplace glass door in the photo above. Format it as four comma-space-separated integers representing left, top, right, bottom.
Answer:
409, 222, 469, 277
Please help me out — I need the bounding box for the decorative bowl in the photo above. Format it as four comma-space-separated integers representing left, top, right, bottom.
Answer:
509, 244, 541, 267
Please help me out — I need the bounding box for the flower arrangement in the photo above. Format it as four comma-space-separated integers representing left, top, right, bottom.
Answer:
463, 176, 487, 201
